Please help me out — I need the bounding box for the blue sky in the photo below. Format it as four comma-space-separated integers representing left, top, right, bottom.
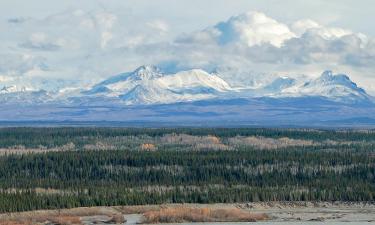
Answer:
0, 0, 375, 93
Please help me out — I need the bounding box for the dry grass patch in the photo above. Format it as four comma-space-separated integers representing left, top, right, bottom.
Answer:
83, 141, 116, 151
228, 136, 315, 149
161, 134, 231, 150
141, 206, 268, 223
115, 205, 161, 214
140, 143, 157, 151
47, 215, 82, 225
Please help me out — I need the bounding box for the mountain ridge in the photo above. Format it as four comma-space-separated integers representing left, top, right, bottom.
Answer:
0, 66, 373, 106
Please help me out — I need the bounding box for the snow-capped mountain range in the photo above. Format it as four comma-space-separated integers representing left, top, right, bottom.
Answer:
82, 65, 233, 105
258, 71, 371, 103
1, 65, 374, 127
0, 65, 373, 105
81, 65, 373, 105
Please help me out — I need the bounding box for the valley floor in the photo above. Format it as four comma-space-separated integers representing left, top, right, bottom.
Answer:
1, 202, 375, 225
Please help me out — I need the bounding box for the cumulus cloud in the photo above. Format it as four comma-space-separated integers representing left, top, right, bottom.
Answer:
291, 19, 321, 36
174, 12, 372, 72
177, 11, 296, 47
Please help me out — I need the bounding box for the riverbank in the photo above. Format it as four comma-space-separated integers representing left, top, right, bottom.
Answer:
1, 202, 374, 224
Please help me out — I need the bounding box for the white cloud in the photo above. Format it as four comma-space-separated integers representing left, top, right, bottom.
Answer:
171, 11, 374, 69
307, 27, 353, 40
291, 19, 321, 36
95, 12, 117, 29
0, 75, 13, 82
178, 11, 296, 47
147, 20, 169, 33
0, 53, 47, 76
101, 31, 113, 49
20, 32, 61, 51
225, 11, 296, 47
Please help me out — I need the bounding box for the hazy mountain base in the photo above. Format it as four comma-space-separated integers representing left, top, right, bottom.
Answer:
1, 97, 375, 127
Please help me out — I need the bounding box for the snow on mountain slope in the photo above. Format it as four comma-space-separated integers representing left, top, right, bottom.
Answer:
156, 69, 232, 92
0, 90, 53, 104
263, 77, 297, 93
82, 66, 372, 105
0, 85, 28, 94
118, 82, 218, 105
0, 84, 56, 104
85, 66, 233, 104
279, 71, 371, 103
83, 65, 164, 96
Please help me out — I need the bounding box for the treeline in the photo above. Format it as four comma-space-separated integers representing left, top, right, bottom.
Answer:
0, 127, 375, 148
0, 147, 374, 212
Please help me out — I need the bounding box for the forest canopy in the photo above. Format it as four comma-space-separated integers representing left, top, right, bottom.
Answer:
0, 128, 374, 213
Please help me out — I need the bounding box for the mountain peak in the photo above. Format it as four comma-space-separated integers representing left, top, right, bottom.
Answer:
320, 70, 348, 79
0, 85, 27, 94
294, 70, 370, 103
321, 70, 333, 79
132, 65, 163, 80
318, 71, 356, 87
84, 65, 164, 95
135, 65, 159, 70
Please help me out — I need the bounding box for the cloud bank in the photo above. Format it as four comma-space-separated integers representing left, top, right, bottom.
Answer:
0, 9, 374, 93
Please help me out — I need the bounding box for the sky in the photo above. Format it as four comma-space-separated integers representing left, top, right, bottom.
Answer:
1, 0, 375, 93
